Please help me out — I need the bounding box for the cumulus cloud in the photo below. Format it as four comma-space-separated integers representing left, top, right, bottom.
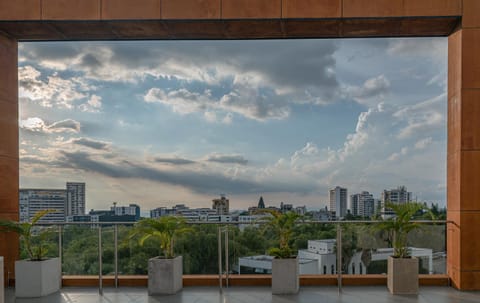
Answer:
145, 88, 213, 115
20, 117, 81, 134
19, 66, 88, 109
20, 41, 340, 118
342, 75, 391, 107
268, 93, 446, 201
79, 95, 102, 113
145, 87, 290, 122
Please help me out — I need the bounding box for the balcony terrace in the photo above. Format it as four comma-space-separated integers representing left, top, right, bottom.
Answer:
2, 0, 480, 292
2, 220, 460, 301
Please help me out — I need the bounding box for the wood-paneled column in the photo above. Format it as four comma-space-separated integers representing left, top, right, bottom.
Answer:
0, 34, 19, 286
447, 0, 480, 290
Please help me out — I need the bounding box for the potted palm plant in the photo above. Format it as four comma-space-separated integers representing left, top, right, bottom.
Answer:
261, 210, 301, 294
130, 216, 191, 295
376, 202, 430, 295
0, 209, 60, 298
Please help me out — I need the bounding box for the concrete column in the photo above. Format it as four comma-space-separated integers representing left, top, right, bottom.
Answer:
447, 0, 480, 290
0, 34, 19, 286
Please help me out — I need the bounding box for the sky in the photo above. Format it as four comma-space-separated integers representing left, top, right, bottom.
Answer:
18, 38, 447, 212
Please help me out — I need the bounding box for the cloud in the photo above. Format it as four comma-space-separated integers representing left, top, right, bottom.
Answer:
20, 40, 338, 90
51, 150, 310, 195
20, 117, 81, 134
145, 88, 213, 115
144, 87, 290, 122
268, 93, 445, 202
342, 75, 390, 107
19, 66, 88, 109
49, 119, 82, 133
387, 38, 447, 62
222, 113, 233, 124
394, 93, 446, 139
387, 147, 409, 161
153, 157, 196, 165
414, 137, 433, 150
20, 41, 341, 115
71, 137, 110, 150
79, 95, 102, 113
206, 154, 248, 165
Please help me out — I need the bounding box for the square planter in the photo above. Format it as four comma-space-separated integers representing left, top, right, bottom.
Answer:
148, 256, 183, 295
272, 257, 299, 294
15, 257, 61, 298
387, 256, 418, 295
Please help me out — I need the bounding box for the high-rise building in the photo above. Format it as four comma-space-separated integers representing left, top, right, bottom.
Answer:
212, 195, 229, 215
66, 182, 86, 216
19, 189, 67, 223
350, 191, 375, 218
329, 186, 347, 219
381, 186, 412, 217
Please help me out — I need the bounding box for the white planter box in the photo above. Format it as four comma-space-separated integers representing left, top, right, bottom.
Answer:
387, 256, 418, 295
148, 256, 183, 295
0, 257, 4, 303
272, 257, 299, 294
15, 257, 61, 298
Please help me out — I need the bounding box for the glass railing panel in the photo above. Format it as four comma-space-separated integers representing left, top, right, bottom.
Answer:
100, 225, 115, 276
408, 223, 446, 274
340, 222, 389, 275
23, 220, 445, 277
295, 222, 338, 275
118, 223, 227, 275
61, 224, 99, 275
19, 225, 60, 261
117, 224, 156, 275
342, 221, 446, 275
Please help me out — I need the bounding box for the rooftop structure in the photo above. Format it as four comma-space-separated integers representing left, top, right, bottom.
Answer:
212, 195, 229, 215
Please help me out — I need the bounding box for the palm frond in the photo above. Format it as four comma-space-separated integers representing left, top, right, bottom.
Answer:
130, 216, 191, 258
31, 209, 56, 225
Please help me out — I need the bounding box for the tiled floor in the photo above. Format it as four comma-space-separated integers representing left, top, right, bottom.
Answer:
5, 286, 480, 303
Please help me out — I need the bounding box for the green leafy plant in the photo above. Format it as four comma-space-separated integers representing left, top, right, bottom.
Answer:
0, 209, 56, 261
130, 216, 192, 258
375, 202, 432, 258
260, 210, 301, 258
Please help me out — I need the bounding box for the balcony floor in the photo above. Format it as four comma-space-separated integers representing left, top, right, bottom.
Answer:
6, 286, 480, 303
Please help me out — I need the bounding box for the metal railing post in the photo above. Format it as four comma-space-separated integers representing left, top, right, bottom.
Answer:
225, 226, 229, 288
98, 225, 103, 296
218, 225, 223, 293
114, 224, 118, 288
58, 225, 62, 271
337, 223, 342, 294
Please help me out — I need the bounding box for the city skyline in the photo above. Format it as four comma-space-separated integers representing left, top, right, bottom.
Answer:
18, 38, 447, 210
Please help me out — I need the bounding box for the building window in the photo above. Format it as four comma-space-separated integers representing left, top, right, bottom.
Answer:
352, 263, 355, 274
360, 263, 363, 274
